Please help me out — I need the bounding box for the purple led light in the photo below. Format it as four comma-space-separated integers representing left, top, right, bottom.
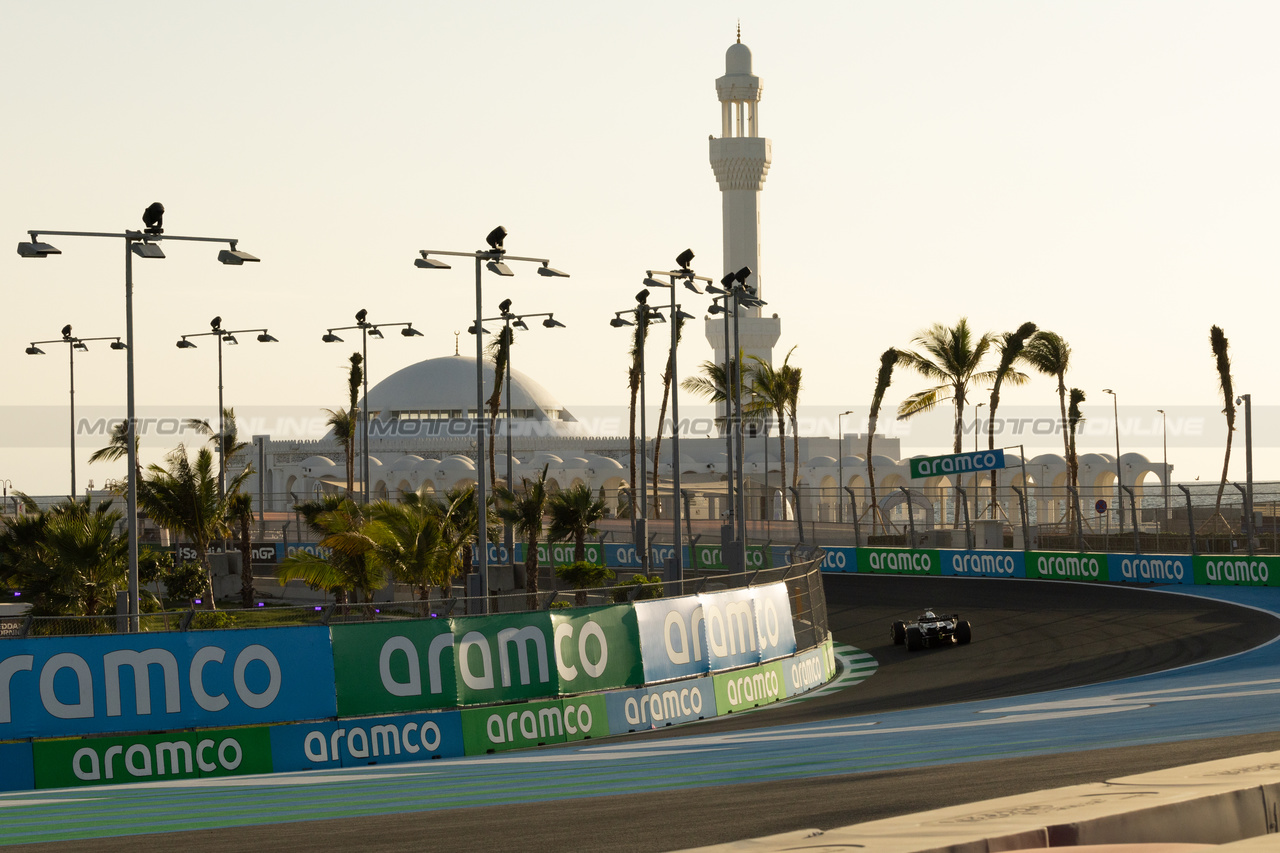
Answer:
315, 606, 322, 611
257, 602, 264, 607
194, 599, 202, 605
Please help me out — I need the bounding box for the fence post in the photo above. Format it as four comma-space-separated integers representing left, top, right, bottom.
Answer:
897, 487, 917, 548
955, 486, 972, 550
844, 486, 861, 546
1067, 486, 1085, 551
1012, 486, 1029, 552
1121, 485, 1140, 554
1232, 483, 1254, 556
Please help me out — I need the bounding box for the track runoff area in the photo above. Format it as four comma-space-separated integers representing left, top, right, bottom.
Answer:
1, 575, 1277, 852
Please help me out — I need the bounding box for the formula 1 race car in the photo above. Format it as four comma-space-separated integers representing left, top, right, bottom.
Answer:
890, 610, 972, 651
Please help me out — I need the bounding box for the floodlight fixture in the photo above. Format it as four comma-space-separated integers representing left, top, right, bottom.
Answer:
513, 318, 529, 331
217, 248, 260, 265
110, 340, 127, 350
415, 255, 451, 270
355, 308, 368, 323
176, 339, 197, 349
610, 315, 633, 327
720, 272, 735, 288
498, 298, 512, 314
542, 316, 566, 328
468, 324, 490, 335
642, 277, 665, 289
401, 326, 424, 337
684, 280, 703, 294
25, 345, 45, 356
648, 311, 667, 324
708, 303, 725, 315
16, 241, 61, 258
676, 248, 695, 270
256, 333, 278, 343
142, 202, 165, 235
486, 226, 507, 252
487, 260, 514, 276
536, 262, 570, 277
61, 324, 72, 339
1103, 388, 1114, 395
211, 316, 223, 330
73, 341, 89, 352
734, 265, 752, 284
322, 332, 343, 343
367, 327, 384, 339
675, 309, 696, 321
131, 242, 165, 259
223, 334, 239, 345
636, 288, 650, 304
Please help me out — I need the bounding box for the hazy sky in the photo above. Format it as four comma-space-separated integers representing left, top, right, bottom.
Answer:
4, 1, 1278, 495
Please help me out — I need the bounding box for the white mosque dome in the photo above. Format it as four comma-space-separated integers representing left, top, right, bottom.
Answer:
726, 41, 752, 74
362, 355, 576, 424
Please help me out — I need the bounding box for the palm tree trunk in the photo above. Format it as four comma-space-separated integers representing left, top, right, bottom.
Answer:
526, 535, 540, 611
866, 419, 878, 536
239, 512, 254, 608
652, 359, 675, 521
197, 544, 217, 611
1213, 430, 1233, 521
627, 367, 639, 516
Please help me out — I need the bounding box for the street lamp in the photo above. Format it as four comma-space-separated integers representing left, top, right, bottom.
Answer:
416, 228, 568, 610
836, 410, 853, 523
322, 310, 423, 505
643, 251, 710, 581
611, 291, 666, 574
26, 325, 125, 496
1236, 394, 1255, 552
1103, 389, 1123, 535
479, 300, 566, 563
176, 316, 277, 500
17, 205, 259, 632
705, 266, 759, 569
1157, 408, 1169, 524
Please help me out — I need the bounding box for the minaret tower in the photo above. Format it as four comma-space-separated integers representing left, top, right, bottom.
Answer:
707, 27, 781, 381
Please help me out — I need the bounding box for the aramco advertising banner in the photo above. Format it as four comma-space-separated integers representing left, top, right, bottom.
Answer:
0, 627, 336, 741
909, 449, 1006, 479
1194, 555, 1280, 587
330, 605, 643, 716
1025, 551, 1110, 583
633, 582, 797, 684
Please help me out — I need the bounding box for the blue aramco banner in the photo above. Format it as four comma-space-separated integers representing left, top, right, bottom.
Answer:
604, 675, 715, 734
269, 710, 464, 772
940, 549, 1026, 578
633, 582, 797, 683
0, 627, 337, 740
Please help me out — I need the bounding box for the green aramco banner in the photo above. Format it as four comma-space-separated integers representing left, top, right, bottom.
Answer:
909, 449, 1006, 479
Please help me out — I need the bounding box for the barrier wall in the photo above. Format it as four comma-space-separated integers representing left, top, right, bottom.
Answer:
0, 578, 832, 792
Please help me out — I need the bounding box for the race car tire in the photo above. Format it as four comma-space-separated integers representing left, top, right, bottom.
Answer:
955, 619, 972, 645
905, 626, 923, 651
891, 621, 906, 645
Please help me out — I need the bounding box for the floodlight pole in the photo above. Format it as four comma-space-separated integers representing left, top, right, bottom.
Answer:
323, 316, 421, 504
27, 330, 125, 497
176, 322, 275, 500
19, 227, 257, 632
416, 240, 567, 611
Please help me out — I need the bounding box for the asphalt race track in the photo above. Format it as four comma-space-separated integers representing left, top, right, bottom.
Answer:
6, 575, 1279, 852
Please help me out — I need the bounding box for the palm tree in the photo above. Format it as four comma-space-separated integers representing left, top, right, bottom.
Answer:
986, 322, 1037, 517
0, 497, 128, 617
1067, 388, 1086, 504
186, 407, 250, 470
1209, 325, 1235, 523
367, 490, 446, 606
866, 348, 899, 535
226, 491, 255, 608
548, 483, 608, 564
555, 561, 615, 607
782, 356, 803, 490
485, 324, 515, 488
747, 347, 796, 499
651, 314, 687, 520
1023, 330, 1075, 502
277, 497, 384, 606
423, 485, 498, 597
626, 310, 653, 513
897, 319, 999, 453
88, 421, 142, 490
324, 353, 363, 496
495, 466, 550, 611
137, 444, 250, 610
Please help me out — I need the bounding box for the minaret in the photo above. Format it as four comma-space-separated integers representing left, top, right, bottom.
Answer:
707, 28, 781, 391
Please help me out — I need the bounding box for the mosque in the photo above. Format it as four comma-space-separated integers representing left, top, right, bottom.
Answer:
241, 35, 1168, 535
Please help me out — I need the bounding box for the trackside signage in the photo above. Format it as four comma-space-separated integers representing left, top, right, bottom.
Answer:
941, 549, 1025, 578
713, 660, 785, 714
0, 742, 34, 792
329, 605, 642, 716
1109, 554, 1192, 585
857, 548, 941, 576
692, 543, 771, 571
1194, 555, 1280, 586
269, 711, 463, 771
604, 676, 714, 733
605, 543, 691, 569
1026, 551, 1109, 582
633, 583, 796, 683
0, 628, 335, 740
910, 449, 1005, 479
33, 726, 271, 789
783, 647, 829, 698
460, 695, 609, 753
